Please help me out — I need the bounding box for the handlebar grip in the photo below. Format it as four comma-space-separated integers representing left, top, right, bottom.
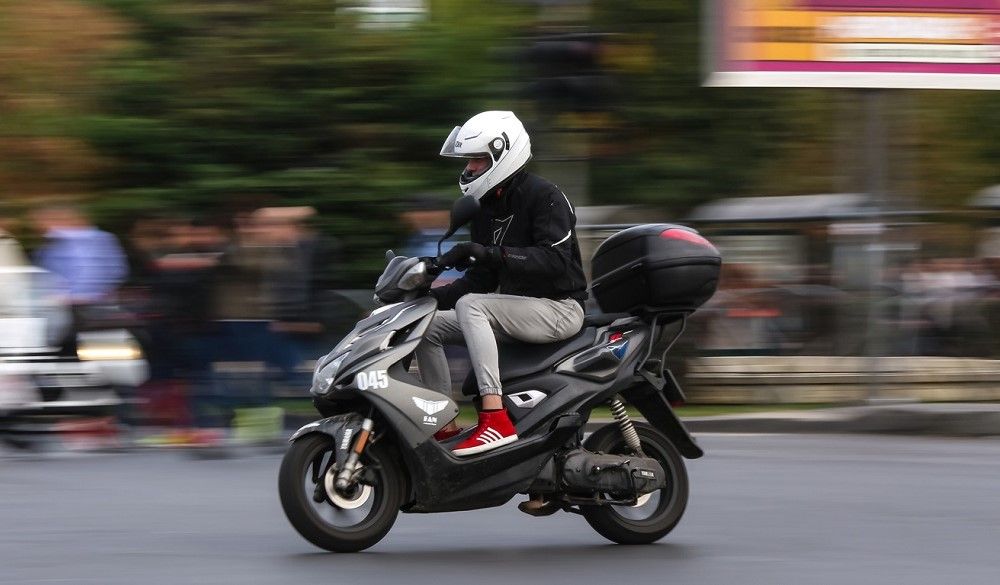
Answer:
426, 258, 444, 277
432, 255, 475, 270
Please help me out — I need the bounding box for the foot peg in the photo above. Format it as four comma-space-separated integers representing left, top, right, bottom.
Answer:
518, 496, 559, 517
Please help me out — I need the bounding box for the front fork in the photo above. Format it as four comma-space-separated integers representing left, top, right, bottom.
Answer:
334, 417, 374, 493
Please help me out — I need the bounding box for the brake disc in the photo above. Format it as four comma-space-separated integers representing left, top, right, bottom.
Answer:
323, 465, 373, 510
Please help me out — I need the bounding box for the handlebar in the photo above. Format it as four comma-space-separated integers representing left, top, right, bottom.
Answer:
432, 255, 476, 272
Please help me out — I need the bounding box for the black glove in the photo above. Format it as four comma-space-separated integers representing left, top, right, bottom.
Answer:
420, 256, 443, 277
438, 242, 501, 270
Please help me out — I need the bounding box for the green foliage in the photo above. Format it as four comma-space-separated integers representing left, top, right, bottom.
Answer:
588, 1, 842, 213
587, 1, 999, 213
82, 0, 531, 280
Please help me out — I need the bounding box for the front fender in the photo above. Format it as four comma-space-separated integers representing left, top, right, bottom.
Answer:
288, 413, 365, 469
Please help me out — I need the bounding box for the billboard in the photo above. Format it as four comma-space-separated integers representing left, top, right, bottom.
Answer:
705, 0, 1000, 89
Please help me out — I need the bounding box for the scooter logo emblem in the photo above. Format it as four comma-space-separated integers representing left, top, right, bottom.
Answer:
607, 332, 629, 360
413, 397, 449, 426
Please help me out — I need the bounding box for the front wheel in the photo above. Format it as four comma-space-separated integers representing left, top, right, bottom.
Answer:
278, 433, 404, 552
581, 422, 689, 544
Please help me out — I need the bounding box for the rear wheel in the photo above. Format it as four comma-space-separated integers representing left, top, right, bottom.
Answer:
581, 422, 689, 544
278, 433, 403, 552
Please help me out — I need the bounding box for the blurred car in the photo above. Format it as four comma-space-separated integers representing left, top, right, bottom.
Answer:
0, 266, 148, 449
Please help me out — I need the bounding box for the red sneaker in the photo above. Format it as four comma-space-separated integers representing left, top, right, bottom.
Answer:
452, 409, 518, 456
433, 426, 463, 441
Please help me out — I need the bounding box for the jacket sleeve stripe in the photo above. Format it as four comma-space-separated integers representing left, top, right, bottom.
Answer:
560, 191, 574, 214
551, 230, 571, 247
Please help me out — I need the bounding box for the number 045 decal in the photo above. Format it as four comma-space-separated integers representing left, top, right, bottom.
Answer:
356, 370, 389, 390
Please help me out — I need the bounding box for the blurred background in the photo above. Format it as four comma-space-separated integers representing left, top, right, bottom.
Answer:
1, 0, 998, 449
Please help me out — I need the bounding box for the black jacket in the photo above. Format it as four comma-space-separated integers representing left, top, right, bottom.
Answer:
433, 171, 588, 310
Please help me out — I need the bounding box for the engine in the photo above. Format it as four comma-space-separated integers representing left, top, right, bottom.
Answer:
559, 449, 667, 499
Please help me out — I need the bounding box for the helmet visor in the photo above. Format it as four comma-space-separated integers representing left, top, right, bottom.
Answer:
440, 126, 463, 157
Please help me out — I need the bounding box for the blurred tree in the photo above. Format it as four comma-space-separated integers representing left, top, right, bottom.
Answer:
911, 91, 1000, 208
584, 1, 1000, 215
82, 0, 531, 279
585, 0, 840, 214
0, 0, 126, 203
521, 32, 616, 114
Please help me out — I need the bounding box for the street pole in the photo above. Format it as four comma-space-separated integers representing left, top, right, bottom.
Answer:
863, 88, 888, 402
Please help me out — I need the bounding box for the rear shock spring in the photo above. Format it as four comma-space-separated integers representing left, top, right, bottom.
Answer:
609, 396, 644, 456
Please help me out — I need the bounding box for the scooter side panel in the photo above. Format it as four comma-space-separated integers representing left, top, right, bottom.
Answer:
398, 417, 582, 513
503, 326, 655, 433
349, 359, 461, 441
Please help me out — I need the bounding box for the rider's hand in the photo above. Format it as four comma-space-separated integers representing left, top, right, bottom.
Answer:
438, 242, 500, 270
420, 256, 443, 277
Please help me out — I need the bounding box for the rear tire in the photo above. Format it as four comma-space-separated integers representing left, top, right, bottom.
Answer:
580, 422, 689, 544
278, 433, 403, 552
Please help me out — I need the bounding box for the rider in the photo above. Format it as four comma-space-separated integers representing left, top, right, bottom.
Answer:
416, 111, 587, 456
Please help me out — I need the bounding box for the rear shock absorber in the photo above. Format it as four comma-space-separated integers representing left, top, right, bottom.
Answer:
609, 395, 644, 456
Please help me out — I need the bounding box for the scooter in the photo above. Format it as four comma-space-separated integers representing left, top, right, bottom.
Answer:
278, 195, 719, 552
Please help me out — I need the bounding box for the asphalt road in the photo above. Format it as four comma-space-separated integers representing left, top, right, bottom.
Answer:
3, 434, 1000, 585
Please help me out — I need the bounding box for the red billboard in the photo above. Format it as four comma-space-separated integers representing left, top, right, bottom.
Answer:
705, 0, 1000, 89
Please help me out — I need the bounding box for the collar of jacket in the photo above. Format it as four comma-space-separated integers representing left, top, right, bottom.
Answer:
487, 169, 528, 200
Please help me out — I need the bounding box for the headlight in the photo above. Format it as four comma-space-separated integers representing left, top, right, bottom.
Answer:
313, 352, 348, 395
77, 346, 144, 361
328, 352, 347, 373
397, 261, 428, 290
315, 375, 334, 394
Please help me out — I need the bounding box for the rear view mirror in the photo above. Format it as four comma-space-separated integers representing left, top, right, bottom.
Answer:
444, 195, 479, 240
438, 195, 480, 256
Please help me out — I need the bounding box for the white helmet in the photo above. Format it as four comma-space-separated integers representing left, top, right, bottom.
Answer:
440, 111, 532, 199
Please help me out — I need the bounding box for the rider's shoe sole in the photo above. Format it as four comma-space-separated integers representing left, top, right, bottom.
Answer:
452, 434, 518, 457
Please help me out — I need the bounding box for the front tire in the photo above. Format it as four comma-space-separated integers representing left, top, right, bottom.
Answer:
278, 433, 403, 552
581, 422, 689, 544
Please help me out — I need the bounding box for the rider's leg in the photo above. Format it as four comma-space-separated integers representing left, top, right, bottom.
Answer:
457, 293, 584, 395
451, 294, 584, 455
414, 310, 463, 394
414, 310, 465, 437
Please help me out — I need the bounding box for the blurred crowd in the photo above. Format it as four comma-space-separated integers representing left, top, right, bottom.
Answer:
1, 203, 351, 437
895, 257, 999, 357
128, 205, 337, 377
695, 256, 1000, 358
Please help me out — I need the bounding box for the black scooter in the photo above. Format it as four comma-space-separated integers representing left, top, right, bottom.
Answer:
278, 195, 719, 552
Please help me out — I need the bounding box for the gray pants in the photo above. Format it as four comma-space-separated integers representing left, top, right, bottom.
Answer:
416, 293, 585, 397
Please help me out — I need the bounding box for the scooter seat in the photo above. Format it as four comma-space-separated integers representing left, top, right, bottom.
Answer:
581, 312, 631, 327
460, 327, 597, 396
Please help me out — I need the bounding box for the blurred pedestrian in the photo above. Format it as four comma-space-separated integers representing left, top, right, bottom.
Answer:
124, 214, 228, 432
205, 206, 313, 419
31, 204, 128, 304
30, 204, 128, 355
253, 206, 324, 337
0, 211, 30, 318
697, 263, 783, 355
